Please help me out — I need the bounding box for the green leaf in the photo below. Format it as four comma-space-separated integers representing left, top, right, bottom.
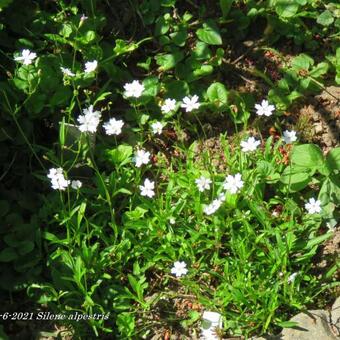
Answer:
165, 80, 189, 99
193, 42, 212, 60
170, 27, 187, 46
292, 54, 314, 71
155, 51, 184, 71
113, 39, 138, 57
106, 145, 133, 166
275, 0, 299, 18
276, 321, 299, 328
306, 233, 333, 249
220, 0, 234, 17
291, 144, 324, 169
124, 207, 148, 221
196, 20, 222, 45
317, 10, 334, 26
117, 313, 135, 337
309, 62, 329, 78
154, 16, 170, 36
0, 0, 13, 9
17, 241, 34, 255
280, 166, 311, 192
326, 147, 340, 173
50, 86, 72, 107
0, 247, 18, 262
207, 82, 228, 106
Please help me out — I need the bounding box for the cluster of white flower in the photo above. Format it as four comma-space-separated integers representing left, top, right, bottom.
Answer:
84, 60, 98, 73
124, 80, 145, 98
195, 176, 212, 192
48, 169, 82, 191
161, 98, 177, 113
14, 49, 37, 65
181, 95, 200, 112
103, 117, 124, 135
47, 168, 70, 191
255, 99, 275, 116
204, 197, 223, 215
223, 173, 244, 194
139, 178, 155, 198
60, 67, 75, 77
77, 105, 102, 133
151, 121, 163, 135
305, 198, 322, 214
283, 130, 297, 144
134, 149, 150, 167
170, 261, 188, 277
240, 136, 260, 152
71, 180, 82, 190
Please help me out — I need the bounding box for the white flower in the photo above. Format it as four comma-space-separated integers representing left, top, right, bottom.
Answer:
161, 98, 177, 113
84, 60, 98, 73
169, 217, 176, 225
123, 80, 144, 98
134, 149, 151, 167
80, 14, 88, 22
47, 168, 70, 191
223, 173, 244, 194
255, 99, 275, 117
201, 311, 222, 340
171, 261, 188, 277
139, 178, 155, 198
204, 199, 222, 215
287, 272, 298, 284
77, 105, 101, 133
240, 136, 261, 152
60, 67, 75, 77
103, 117, 124, 135
283, 130, 297, 144
217, 192, 226, 202
151, 121, 163, 135
181, 95, 200, 112
195, 176, 212, 192
71, 180, 82, 190
305, 198, 322, 214
14, 49, 37, 65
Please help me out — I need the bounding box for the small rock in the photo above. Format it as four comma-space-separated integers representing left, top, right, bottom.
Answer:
281, 310, 337, 340
331, 297, 340, 336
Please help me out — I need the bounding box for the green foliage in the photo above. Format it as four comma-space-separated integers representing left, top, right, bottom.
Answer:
0, 0, 338, 338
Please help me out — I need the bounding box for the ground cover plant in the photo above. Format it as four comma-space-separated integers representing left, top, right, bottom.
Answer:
0, 0, 339, 338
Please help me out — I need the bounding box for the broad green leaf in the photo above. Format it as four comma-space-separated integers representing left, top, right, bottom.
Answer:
275, 0, 299, 18
0, 0, 13, 9
280, 166, 311, 192
165, 80, 189, 99
306, 233, 333, 249
326, 147, 340, 172
114, 39, 138, 57
196, 20, 222, 45
0, 247, 18, 262
317, 10, 334, 26
291, 144, 324, 169
220, 0, 234, 17
207, 82, 228, 106
155, 51, 184, 70
292, 54, 314, 71
309, 62, 329, 78
106, 145, 133, 166
154, 15, 170, 36
169, 27, 187, 46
